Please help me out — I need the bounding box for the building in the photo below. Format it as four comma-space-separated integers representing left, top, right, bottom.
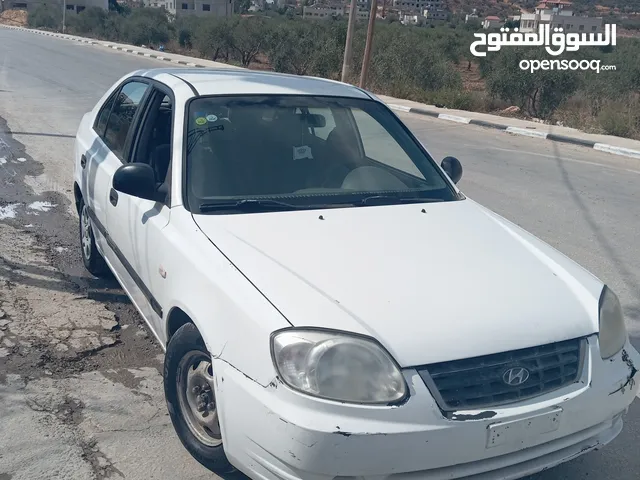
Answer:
143, 0, 233, 16
302, 3, 345, 19
482, 15, 503, 29
465, 9, 478, 23
424, 7, 447, 20
302, 2, 369, 20
393, 0, 443, 13
516, 1, 603, 34
5, 0, 107, 13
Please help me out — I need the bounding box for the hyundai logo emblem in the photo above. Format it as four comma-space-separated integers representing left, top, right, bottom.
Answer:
502, 367, 530, 386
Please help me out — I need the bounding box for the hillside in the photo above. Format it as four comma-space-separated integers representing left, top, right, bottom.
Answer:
446, 0, 640, 16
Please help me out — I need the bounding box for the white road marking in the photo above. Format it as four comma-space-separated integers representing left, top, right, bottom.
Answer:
594, 143, 640, 160
506, 126, 548, 138
16, 157, 26, 162
439, 114, 472, 124
387, 104, 412, 112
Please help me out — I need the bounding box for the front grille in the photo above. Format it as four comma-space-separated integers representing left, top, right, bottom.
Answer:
417, 338, 585, 412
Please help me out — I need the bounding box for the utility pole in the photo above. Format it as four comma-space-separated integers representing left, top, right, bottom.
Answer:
359, 0, 378, 89
340, 0, 358, 83
62, 0, 66, 34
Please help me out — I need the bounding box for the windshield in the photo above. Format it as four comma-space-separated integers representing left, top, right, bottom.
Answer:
185, 95, 458, 213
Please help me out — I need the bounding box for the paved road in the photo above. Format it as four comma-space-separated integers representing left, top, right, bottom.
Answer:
0, 27, 639, 480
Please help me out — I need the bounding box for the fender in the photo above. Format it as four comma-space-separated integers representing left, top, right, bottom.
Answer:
160, 209, 290, 387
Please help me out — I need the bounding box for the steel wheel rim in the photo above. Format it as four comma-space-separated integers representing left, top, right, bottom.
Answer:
177, 350, 223, 447
80, 206, 92, 261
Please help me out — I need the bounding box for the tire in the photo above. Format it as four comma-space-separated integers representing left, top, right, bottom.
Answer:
164, 323, 234, 474
78, 197, 109, 278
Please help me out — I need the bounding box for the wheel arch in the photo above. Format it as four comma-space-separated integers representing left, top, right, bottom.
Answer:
166, 306, 194, 341
74, 182, 83, 214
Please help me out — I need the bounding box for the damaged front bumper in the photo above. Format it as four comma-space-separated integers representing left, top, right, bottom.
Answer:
213, 335, 639, 480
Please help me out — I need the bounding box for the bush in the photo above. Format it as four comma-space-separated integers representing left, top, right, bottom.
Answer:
121, 7, 172, 46
28, 4, 62, 30
482, 47, 581, 119
597, 98, 640, 138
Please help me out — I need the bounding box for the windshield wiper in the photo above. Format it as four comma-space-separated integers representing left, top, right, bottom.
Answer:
199, 199, 305, 213
357, 195, 444, 206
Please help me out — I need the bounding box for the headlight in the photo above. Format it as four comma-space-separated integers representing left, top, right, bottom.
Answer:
599, 286, 628, 359
270, 329, 408, 404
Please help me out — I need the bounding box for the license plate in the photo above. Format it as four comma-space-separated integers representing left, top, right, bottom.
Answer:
486, 408, 563, 449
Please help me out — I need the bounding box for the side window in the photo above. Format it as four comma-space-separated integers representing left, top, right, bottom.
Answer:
94, 93, 116, 137
130, 90, 174, 204
351, 108, 425, 179
103, 81, 150, 160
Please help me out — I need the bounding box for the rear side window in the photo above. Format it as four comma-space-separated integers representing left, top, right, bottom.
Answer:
95, 94, 115, 137
102, 81, 150, 160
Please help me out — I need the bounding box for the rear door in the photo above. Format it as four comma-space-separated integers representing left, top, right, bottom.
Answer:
79, 79, 152, 271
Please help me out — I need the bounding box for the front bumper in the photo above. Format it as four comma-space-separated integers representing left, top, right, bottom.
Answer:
214, 335, 639, 480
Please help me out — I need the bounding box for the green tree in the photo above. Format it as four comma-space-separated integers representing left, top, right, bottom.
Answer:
234, 0, 251, 14
121, 8, 172, 46
230, 16, 269, 67
194, 17, 234, 61
483, 47, 580, 118
28, 4, 62, 30
175, 15, 203, 49
267, 20, 325, 75
67, 6, 108, 36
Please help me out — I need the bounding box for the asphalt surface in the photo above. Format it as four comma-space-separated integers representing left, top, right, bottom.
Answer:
0, 27, 639, 480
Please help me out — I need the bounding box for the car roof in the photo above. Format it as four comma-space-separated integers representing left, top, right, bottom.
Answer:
142, 68, 374, 100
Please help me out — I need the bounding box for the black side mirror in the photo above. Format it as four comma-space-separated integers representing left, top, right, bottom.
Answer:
113, 163, 157, 201
441, 156, 463, 184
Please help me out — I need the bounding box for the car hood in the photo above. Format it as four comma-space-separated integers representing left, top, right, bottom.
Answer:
192, 199, 603, 367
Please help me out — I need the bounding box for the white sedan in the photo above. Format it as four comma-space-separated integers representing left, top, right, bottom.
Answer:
73, 67, 639, 480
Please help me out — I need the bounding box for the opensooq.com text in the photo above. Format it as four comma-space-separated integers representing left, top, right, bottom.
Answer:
519, 59, 617, 73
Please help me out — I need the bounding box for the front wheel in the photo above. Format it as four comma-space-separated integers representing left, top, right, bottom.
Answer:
164, 323, 233, 474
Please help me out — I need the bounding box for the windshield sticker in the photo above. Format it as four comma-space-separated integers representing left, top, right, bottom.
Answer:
206, 114, 218, 123
195, 117, 207, 126
293, 145, 313, 161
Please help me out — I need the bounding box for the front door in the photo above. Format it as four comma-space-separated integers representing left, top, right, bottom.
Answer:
105, 87, 174, 341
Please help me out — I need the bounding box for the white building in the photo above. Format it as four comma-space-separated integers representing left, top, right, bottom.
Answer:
516, 1, 603, 34
303, 3, 369, 20
302, 3, 345, 19
393, 0, 443, 13
143, 0, 233, 17
465, 9, 478, 23
482, 15, 503, 29
424, 7, 447, 20
7, 0, 108, 13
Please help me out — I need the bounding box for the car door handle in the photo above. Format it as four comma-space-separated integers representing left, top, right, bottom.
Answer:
80, 154, 87, 169
109, 188, 119, 206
